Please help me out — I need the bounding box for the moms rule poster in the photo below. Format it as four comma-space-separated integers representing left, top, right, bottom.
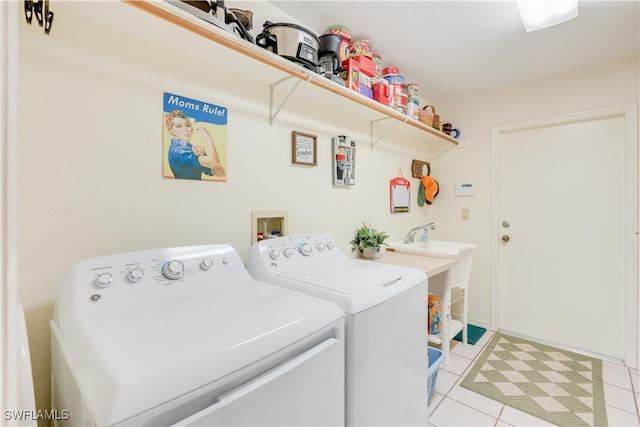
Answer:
163, 92, 228, 182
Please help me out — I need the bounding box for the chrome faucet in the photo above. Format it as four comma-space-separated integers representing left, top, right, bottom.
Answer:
403, 223, 436, 244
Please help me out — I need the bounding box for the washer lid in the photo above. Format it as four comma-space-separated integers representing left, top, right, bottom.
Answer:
278, 259, 426, 313
54, 278, 343, 426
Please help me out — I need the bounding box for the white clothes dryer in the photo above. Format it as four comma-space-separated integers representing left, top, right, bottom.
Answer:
50, 244, 345, 426
247, 234, 428, 426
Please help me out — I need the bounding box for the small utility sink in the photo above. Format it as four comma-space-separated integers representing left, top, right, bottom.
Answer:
386, 240, 477, 260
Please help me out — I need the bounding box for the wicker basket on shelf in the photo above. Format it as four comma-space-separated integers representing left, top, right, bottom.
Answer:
418, 105, 440, 129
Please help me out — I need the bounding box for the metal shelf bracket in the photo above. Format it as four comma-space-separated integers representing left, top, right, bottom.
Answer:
370, 115, 408, 148
269, 73, 312, 126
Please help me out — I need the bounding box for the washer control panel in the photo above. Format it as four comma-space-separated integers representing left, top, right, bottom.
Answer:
248, 233, 346, 275
54, 244, 247, 334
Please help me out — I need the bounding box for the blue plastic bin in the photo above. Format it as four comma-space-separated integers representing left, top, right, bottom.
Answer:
428, 346, 444, 406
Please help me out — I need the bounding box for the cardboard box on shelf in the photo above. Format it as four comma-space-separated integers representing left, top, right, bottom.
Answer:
359, 85, 373, 99
339, 59, 360, 92
358, 72, 372, 89
351, 55, 376, 77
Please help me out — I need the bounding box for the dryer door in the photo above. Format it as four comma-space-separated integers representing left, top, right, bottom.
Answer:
172, 336, 344, 426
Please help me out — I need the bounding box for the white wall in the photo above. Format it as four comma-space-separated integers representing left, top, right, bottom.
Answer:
16, 3, 444, 417
430, 56, 639, 331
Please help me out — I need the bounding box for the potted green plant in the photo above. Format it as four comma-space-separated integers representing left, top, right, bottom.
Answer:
350, 222, 389, 259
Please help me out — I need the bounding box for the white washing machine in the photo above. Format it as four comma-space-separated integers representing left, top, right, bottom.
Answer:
50, 244, 345, 426
247, 234, 428, 426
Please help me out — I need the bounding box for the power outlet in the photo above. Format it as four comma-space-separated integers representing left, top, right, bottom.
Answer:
462, 209, 470, 220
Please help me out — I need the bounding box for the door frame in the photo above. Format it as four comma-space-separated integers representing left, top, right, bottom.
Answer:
490, 104, 638, 368
1, 0, 20, 414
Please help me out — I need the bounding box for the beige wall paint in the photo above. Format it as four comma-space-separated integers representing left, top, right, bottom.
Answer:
16, 3, 444, 419
15, 1, 639, 421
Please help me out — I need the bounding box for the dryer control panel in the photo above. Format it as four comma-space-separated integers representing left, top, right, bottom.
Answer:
53, 244, 248, 335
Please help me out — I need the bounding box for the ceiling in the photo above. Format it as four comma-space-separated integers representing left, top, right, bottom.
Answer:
266, 1, 640, 102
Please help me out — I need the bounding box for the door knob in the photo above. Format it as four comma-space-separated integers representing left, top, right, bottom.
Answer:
502, 221, 510, 228
502, 235, 510, 243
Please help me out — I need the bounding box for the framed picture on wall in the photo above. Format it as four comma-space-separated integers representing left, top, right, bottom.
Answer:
292, 131, 317, 166
162, 92, 228, 182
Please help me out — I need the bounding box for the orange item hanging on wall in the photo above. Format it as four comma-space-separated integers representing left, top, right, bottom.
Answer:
421, 175, 439, 204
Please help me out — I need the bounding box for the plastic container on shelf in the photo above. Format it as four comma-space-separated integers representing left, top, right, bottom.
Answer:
428, 293, 442, 335
350, 39, 373, 58
428, 346, 444, 406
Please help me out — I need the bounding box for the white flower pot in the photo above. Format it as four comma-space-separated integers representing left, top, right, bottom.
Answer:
361, 246, 382, 259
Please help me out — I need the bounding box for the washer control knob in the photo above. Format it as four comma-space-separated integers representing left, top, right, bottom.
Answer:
316, 242, 326, 251
95, 272, 114, 288
299, 242, 313, 256
127, 268, 144, 283
326, 241, 335, 250
162, 260, 185, 280
283, 248, 294, 257
200, 258, 214, 270
269, 249, 281, 260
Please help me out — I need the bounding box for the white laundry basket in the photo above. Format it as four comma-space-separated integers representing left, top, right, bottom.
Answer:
428, 346, 444, 406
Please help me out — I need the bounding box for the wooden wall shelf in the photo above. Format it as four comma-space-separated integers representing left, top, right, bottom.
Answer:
110, 1, 458, 147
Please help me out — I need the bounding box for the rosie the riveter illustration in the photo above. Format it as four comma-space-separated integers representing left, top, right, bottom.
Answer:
163, 92, 227, 181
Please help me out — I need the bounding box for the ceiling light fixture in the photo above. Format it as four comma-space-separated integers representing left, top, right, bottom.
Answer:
517, 0, 579, 32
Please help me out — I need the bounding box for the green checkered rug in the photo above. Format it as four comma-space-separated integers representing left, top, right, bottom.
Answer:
461, 333, 608, 426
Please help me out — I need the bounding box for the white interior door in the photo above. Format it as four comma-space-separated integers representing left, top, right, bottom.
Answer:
493, 106, 637, 364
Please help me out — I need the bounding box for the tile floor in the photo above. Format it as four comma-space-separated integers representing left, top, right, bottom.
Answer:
427, 330, 640, 426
